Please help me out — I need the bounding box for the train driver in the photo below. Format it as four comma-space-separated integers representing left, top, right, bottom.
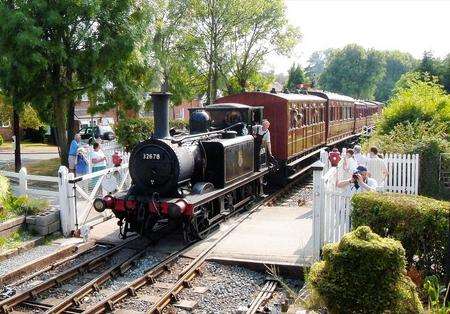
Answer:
252, 119, 272, 170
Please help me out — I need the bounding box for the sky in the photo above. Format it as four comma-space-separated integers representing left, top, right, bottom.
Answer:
265, 0, 450, 74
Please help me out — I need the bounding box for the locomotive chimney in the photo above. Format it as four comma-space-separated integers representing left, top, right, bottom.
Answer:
151, 92, 171, 139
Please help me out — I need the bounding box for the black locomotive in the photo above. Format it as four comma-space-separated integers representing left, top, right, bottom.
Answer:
94, 93, 268, 240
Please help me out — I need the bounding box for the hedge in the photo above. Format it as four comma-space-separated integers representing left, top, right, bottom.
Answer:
351, 192, 450, 278
307, 226, 423, 313
115, 118, 189, 150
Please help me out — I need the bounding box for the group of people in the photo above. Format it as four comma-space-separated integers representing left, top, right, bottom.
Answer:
328, 145, 388, 194
68, 134, 107, 176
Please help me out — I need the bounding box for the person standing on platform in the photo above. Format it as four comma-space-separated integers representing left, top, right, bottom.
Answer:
353, 145, 367, 166
68, 134, 81, 175
328, 147, 341, 167
338, 148, 358, 180
366, 146, 388, 187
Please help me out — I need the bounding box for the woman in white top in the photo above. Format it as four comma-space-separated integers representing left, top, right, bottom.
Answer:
337, 148, 358, 180
90, 142, 107, 172
366, 146, 388, 187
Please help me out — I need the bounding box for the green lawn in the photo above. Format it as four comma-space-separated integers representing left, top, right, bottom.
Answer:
0, 141, 57, 152
3, 158, 61, 176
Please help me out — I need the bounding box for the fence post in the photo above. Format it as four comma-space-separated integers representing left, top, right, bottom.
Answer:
19, 167, 28, 196
312, 160, 324, 261
58, 166, 76, 236
414, 154, 419, 195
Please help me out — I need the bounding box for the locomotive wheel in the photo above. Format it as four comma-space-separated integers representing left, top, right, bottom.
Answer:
183, 212, 211, 242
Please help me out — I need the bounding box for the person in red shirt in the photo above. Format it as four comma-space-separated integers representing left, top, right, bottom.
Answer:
328, 147, 341, 167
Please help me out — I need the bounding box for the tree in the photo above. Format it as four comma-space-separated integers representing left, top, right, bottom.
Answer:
417, 51, 442, 77
305, 49, 332, 87
191, 0, 242, 104
319, 44, 385, 99
439, 54, 450, 93
222, 0, 300, 93
0, 0, 152, 165
375, 51, 417, 101
285, 63, 307, 90
147, 0, 202, 105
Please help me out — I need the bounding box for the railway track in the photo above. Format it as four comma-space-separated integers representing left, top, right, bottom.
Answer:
0, 170, 312, 314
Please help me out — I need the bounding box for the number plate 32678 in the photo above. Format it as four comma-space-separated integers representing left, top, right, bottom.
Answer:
143, 153, 161, 160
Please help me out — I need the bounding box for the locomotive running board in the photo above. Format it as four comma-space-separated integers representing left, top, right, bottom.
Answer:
287, 148, 322, 168
287, 164, 314, 181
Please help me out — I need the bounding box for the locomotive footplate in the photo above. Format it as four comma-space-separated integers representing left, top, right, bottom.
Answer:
94, 167, 270, 241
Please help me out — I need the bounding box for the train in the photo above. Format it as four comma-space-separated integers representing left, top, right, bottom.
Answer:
93, 90, 382, 241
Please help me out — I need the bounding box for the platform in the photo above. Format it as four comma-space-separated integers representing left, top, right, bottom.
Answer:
184, 206, 315, 267
88, 205, 315, 267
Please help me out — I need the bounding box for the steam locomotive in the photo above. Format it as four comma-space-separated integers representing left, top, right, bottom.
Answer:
93, 91, 381, 241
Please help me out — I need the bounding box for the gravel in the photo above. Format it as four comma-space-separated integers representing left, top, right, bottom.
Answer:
0, 244, 60, 277
79, 250, 169, 309
276, 177, 314, 207
11, 245, 109, 290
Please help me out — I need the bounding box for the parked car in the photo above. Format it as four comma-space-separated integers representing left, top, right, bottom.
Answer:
78, 125, 115, 144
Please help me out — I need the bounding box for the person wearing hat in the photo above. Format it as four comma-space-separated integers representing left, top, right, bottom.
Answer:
336, 165, 378, 193
75, 147, 89, 176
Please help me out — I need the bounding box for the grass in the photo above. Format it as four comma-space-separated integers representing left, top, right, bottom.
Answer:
0, 229, 34, 252
0, 141, 57, 152
3, 158, 61, 176
25, 158, 61, 176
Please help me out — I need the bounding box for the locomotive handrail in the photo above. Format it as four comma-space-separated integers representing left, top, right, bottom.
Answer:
171, 122, 245, 144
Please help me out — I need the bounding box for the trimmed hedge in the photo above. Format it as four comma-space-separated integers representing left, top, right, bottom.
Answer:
351, 192, 450, 278
307, 226, 423, 313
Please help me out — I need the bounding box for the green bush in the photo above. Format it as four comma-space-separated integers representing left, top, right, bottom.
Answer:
115, 117, 189, 150
0, 134, 3, 146
378, 72, 450, 135
1, 194, 48, 220
307, 226, 423, 314
351, 192, 450, 278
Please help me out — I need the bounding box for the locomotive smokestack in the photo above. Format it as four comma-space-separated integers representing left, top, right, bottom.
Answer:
151, 92, 171, 139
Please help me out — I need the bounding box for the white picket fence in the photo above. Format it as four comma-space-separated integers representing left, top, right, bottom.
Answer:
319, 149, 420, 194
312, 152, 420, 260
0, 141, 131, 236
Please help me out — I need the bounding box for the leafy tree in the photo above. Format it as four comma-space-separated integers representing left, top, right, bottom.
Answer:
441, 54, 450, 93
0, 0, 152, 165
375, 51, 417, 101
417, 51, 442, 77
0, 100, 43, 130
191, 0, 242, 104
379, 72, 450, 135
225, 70, 275, 94
222, 0, 300, 93
285, 63, 307, 90
191, 0, 299, 103
319, 44, 385, 99
148, 0, 202, 105
305, 49, 332, 87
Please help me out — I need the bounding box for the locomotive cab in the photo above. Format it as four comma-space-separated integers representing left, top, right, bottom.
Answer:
189, 104, 263, 136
